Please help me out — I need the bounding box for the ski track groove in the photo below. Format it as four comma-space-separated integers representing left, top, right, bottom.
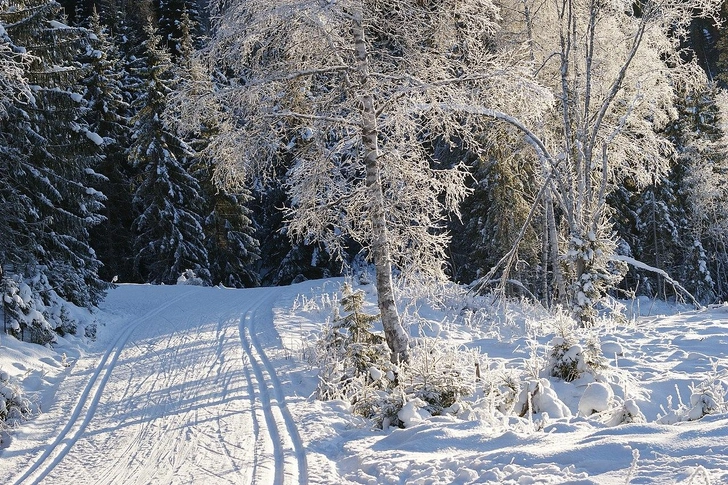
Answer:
242, 343, 265, 484
11, 290, 197, 485
239, 292, 309, 485
241, 297, 281, 485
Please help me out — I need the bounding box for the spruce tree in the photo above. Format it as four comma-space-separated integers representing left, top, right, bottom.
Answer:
0, 0, 107, 308
198, 165, 261, 288
156, 0, 201, 57
129, 21, 210, 285
83, 7, 136, 282
715, 1, 728, 88
173, 10, 261, 287
448, 131, 541, 297
674, 85, 728, 301
615, 84, 727, 303
0, 17, 37, 270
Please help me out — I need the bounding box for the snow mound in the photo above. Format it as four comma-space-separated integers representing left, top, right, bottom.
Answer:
578, 382, 614, 416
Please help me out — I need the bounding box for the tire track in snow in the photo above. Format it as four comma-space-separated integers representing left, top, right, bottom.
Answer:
11, 290, 197, 485
239, 293, 308, 485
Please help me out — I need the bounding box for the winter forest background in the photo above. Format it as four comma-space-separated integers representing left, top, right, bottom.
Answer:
2, 0, 728, 348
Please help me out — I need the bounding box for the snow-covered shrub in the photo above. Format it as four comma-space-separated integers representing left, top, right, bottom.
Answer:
2, 274, 55, 345
578, 382, 614, 416
602, 399, 645, 426
348, 341, 478, 428
397, 397, 431, 428
291, 288, 337, 315
686, 382, 726, 421
0, 370, 33, 429
398, 338, 476, 417
516, 378, 571, 418
479, 367, 522, 417
350, 386, 405, 428
657, 373, 728, 424
177, 269, 205, 285
315, 283, 478, 428
548, 334, 607, 382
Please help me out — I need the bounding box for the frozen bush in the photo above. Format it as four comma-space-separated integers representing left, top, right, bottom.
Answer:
398, 338, 476, 417
177, 269, 205, 286
686, 379, 727, 421
516, 378, 571, 418
548, 335, 606, 382
603, 399, 646, 426
657, 373, 728, 424
480, 368, 522, 417
315, 283, 478, 428
0, 370, 33, 429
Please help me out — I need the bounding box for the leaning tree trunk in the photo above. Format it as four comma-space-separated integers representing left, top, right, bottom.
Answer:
353, 10, 409, 364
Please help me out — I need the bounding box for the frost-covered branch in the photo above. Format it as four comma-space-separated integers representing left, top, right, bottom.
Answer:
612, 255, 701, 309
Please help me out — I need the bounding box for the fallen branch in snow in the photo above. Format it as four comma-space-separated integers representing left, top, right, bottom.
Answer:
611, 254, 701, 310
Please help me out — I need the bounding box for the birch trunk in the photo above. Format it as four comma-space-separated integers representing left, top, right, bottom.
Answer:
353, 11, 409, 364
545, 188, 565, 301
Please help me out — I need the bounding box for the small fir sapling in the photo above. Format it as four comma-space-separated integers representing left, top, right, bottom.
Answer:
548, 334, 607, 382
316, 282, 396, 402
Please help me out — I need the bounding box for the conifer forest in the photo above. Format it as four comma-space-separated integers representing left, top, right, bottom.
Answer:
2, 0, 728, 346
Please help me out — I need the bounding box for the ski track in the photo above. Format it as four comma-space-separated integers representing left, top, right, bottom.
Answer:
238, 292, 309, 485
11, 289, 197, 485
9, 285, 308, 485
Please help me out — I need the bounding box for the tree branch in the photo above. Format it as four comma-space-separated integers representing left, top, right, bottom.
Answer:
246, 65, 352, 86
612, 254, 702, 309
261, 110, 358, 126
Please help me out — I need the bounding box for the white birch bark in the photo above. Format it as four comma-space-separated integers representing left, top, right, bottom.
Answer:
352, 10, 409, 363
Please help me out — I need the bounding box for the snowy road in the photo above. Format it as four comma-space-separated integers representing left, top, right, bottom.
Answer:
6, 284, 308, 485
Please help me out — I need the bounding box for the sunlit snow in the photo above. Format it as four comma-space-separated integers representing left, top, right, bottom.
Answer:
1, 280, 727, 484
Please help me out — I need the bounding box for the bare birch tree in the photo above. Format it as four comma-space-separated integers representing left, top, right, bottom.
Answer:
488, 0, 721, 321
185, 0, 550, 362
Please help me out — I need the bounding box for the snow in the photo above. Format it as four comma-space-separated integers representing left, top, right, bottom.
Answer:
1, 280, 728, 484
48, 20, 70, 29
85, 130, 104, 146
578, 382, 614, 416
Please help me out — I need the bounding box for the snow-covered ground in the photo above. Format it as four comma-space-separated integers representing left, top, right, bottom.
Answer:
2, 279, 728, 484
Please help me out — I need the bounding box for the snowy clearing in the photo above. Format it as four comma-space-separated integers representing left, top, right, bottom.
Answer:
2, 280, 728, 484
